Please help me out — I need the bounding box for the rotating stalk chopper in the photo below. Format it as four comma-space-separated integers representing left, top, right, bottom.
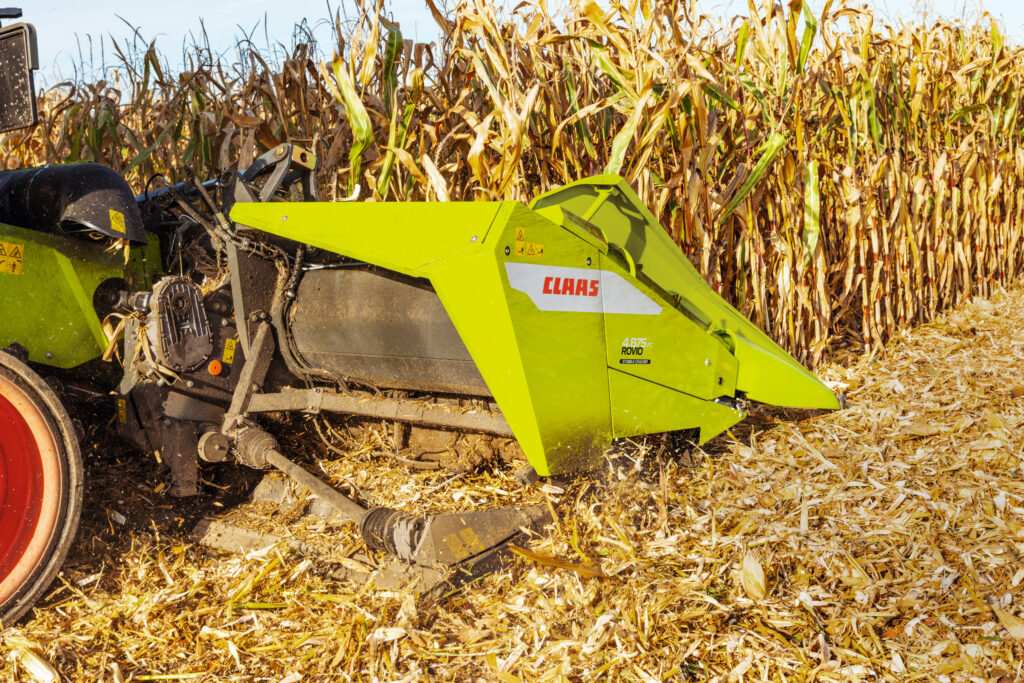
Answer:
0, 12, 839, 623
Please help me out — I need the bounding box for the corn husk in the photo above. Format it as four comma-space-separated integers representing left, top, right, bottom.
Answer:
739, 552, 767, 600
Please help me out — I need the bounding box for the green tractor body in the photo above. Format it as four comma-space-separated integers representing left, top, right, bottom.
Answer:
0, 221, 160, 368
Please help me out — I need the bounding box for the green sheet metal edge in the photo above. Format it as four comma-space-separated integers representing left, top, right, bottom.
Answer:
230, 201, 509, 277
530, 175, 840, 410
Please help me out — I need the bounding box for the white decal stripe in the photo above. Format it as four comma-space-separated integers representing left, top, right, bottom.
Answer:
599, 269, 663, 315
504, 262, 662, 315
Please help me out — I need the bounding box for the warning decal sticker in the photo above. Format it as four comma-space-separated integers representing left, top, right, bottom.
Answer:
512, 227, 544, 258
222, 338, 238, 364
0, 240, 24, 275
505, 262, 662, 315
109, 209, 126, 234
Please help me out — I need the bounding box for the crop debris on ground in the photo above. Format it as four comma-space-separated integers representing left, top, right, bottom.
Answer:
4, 285, 1023, 681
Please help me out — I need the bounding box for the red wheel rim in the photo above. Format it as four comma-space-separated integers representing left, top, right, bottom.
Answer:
0, 373, 62, 606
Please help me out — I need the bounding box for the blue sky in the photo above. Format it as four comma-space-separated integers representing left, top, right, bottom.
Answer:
13, 1, 1024, 85
20, 1, 439, 84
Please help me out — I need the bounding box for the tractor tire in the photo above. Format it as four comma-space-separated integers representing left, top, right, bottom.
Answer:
0, 351, 83, 625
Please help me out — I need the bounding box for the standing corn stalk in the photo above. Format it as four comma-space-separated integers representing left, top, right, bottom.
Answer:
4, 0, 1023, 365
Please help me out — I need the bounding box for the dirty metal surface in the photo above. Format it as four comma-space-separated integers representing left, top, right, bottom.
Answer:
409, 504, 548, 567
192, 474, 550, 596
289, 269, 491, 396
227, 244, 279, 356
247, 388, 513, 436
0, 22, 35, 133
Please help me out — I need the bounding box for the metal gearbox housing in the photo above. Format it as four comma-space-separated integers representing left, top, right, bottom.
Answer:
150, 276, 214, 373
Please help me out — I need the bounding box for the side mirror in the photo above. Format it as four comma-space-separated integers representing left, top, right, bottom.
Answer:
0, 22, 38, 134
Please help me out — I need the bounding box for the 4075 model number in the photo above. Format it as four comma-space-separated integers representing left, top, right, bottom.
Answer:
621, 337, 649, 356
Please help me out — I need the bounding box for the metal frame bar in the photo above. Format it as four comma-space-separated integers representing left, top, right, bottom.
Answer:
247, 389, 514, 437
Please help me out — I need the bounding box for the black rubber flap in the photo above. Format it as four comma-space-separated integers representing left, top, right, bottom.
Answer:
0, 163, 147, 244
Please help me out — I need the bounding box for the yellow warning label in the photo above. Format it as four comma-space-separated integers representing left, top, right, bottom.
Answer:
109, 209, 126, 234
442, 527, 484, 561
117, 398, 128, 424
525, 242, 545, 257
514, 227, 526, 242
222, 338, 237, 364
514, 242, 525, 256
0, 240, 24, 275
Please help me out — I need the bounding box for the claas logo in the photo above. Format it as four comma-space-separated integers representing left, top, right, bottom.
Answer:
541, 276, 599, 297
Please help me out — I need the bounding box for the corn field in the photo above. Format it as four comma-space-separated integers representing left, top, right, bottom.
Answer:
3, 0, 1023, 366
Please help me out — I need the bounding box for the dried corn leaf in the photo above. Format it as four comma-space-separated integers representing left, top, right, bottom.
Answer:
739, 551, 767, 599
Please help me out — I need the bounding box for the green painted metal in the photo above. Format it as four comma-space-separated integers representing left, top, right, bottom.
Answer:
530, 176, 841, 411
0, 222, 160, 368
231, 174, 837, 475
